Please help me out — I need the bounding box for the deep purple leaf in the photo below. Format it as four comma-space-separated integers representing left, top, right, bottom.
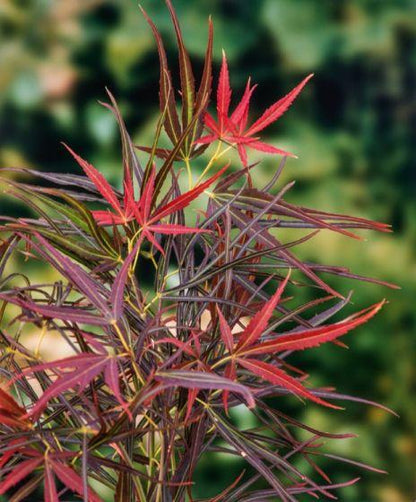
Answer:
155, 370, 255, 408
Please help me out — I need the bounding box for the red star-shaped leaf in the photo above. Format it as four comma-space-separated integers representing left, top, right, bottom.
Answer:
216, 272, 384, 410
63, 144, 228, 254
197, 52, 313, 166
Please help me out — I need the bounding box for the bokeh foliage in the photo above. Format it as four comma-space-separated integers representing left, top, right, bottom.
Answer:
0, 1, 414, 500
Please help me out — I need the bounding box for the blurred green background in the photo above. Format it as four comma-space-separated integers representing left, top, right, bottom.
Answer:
0, 1, 414, 500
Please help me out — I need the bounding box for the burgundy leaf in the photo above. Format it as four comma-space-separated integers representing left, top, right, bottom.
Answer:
216, 306, 234, 352
155, 370, 255, 408
111, 240, 141, 320
33, 234, 111, 315
91, 210, 125, 226
140, 5, 181, 144
104, 357, 131, 419
155, 337, 198, 358
137, 164, 156, 220
238, 358, 341, 409
0, 457, 43, 495
44, 462, 59, 502
165, 0, 195, 130
100, 88, 144, 185
222, 361, 237, 415
185, 388, 199, 422
18, 354, 121, 418
50, 460, 103, 502
0, 388, 26, 417
0, 293, 110, 326
241, 301, 385, 356
237, 272, 291, 350
149, 224, 207, 235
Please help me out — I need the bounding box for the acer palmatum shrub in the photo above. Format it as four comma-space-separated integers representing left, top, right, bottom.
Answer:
0, 2, 397, 501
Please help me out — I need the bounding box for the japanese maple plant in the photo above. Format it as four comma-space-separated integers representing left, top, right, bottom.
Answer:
0, 2, 396, 501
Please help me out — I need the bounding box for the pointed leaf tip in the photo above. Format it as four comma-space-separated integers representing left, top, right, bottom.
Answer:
238, 270, 291, 350
243, 299, 385, 357
62, 142, 123, 217
238, 358, 342, 409
217, 51, 232, 132
246, 73, 314, 136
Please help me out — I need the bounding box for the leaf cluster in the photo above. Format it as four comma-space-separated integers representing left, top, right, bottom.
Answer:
0, 2, 396, 501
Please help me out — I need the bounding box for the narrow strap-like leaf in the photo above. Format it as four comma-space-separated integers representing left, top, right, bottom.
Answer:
111, 240, 141, 320
34, 234, 111, 314
148, 224, 208, 235
137, 165, 156, 222
140, 6, 181, 145
101, 89, 144, 185
166, 0, 195, 131
155, 369, 255, 408
216, 306, 234, 352
104, 357, 131, 418
229, 206, 342, 298
208, 408, 296, 502
0, 293, 110, 326
0, 387, 26, 416
193, 17, 214, 144
153, 95, 209, 202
